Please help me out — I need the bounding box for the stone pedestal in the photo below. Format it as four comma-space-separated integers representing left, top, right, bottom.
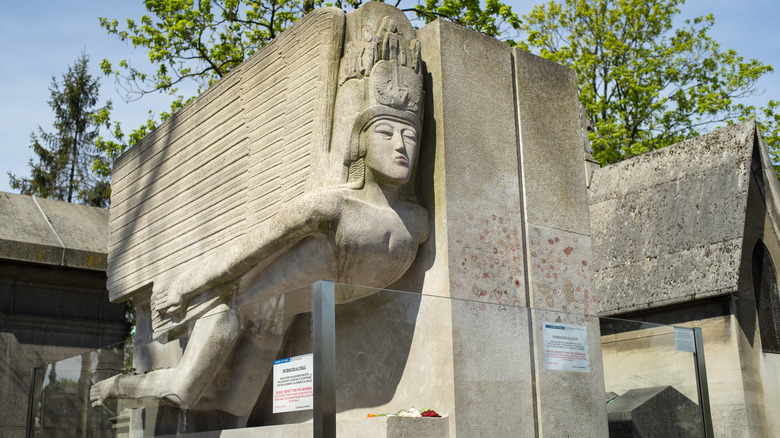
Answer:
155, 417, 448, 438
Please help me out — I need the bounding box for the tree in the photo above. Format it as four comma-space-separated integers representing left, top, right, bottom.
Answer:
519, 0, 778, 165
9, 53, 112, 207
93, 0, 522, 170
98, 0, 520, 99
413, 0, 521, 41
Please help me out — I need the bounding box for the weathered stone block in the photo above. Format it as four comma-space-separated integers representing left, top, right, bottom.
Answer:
417, 19, 607, 437
514, 49, 591, 235
417, 19, 527, 307
589, 121, 756, 313
0, 192, 108, 270
607, 386, 703, 437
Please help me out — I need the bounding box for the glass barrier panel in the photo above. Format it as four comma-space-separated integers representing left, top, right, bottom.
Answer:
531, 308, 608, 437
600, 318, 704, 437
27, 283, 316, 437
24, 281, 709, 437
27, 341, 125, 437
331, 283, 535, 437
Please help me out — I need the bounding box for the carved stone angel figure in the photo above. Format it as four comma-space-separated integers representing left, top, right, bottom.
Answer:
90, 4, 429, 426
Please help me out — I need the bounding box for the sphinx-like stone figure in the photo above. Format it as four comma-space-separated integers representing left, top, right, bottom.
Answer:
90, 4, 429, 424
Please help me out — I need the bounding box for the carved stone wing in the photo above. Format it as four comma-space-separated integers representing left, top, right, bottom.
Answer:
106, 8, 346, 333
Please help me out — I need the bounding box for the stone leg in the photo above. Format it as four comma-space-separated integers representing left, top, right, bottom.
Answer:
198, 301, 296, 418
91, 306, 240, 409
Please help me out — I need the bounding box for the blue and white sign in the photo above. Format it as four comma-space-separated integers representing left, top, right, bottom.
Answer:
273, 353, 314, 413
543, 322, 590, 373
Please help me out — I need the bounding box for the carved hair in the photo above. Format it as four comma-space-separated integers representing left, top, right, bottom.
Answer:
343, 60, 424, 190
337, 9, 424, 196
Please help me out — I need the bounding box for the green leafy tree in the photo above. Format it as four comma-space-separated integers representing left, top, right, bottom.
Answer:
99, 0, 520, 98
413, 0, 521, 41
93, 0, 522, 170
9, 53, 112, 207
519, 0, 777, 165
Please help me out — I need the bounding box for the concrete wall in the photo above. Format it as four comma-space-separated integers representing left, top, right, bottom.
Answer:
0, 192, 109, 270
0, 192, 127, 437
589, 122, 756, 314
591, 123, 780, 437
0, 260, 127, 437
411, 19, 607, 437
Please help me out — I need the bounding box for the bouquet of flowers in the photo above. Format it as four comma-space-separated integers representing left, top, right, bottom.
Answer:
367, 407, 441, 418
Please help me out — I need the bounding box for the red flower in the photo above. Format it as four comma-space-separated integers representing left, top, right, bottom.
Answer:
421, 409, 441, 417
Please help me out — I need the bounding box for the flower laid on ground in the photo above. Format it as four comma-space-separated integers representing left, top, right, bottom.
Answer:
367, 407, 441, 418
396, 407, 422, 417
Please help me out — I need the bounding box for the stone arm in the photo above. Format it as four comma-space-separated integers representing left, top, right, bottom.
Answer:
151, 190, 341, 317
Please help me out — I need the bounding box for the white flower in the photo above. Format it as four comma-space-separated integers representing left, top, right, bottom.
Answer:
395, 407, 422, 417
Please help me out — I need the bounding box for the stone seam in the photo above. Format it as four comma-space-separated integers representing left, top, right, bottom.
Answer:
510, 48, 541, 438
32, 195, 66, 266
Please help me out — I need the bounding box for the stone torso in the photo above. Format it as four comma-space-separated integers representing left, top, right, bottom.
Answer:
331, 195, 428, 286
234, 188, 428, 306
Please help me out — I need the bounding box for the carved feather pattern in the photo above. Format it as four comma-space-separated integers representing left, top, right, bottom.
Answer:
106, 9, 346, 313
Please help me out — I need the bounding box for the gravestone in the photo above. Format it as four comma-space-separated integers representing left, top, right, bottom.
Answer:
607, 386, 703, 437
93, 3, 608, 436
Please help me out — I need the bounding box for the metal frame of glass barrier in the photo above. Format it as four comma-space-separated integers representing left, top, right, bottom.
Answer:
693, 327, 714, 437
313, 280, 336, 438
23, 280, 714, 438
25, 367, 36, 438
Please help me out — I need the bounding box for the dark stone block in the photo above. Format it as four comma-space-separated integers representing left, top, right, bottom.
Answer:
607, 386, 704, 438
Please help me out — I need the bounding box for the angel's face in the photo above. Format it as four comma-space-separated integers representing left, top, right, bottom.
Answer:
363, 118, 418, 185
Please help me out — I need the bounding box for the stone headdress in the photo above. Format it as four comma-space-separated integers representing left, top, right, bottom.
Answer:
330, 3, 424, 190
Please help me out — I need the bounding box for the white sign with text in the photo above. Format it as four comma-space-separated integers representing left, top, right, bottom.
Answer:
543, 322, 590, 373
273, 353, 314, 413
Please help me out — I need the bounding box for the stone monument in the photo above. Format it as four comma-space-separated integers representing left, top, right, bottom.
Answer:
91, 3, 608, 436
606, 386, 703, 437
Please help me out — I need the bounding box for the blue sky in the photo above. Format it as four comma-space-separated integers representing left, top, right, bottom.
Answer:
1, 0, 778, 194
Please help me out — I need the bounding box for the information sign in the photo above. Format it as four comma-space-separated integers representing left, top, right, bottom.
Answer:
543, 322, 590, 373
272, 353, 314, 413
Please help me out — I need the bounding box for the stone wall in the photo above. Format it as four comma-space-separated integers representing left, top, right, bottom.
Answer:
590, 122, 780, 437
589, 122, 756, 314
0, 192, 127, 437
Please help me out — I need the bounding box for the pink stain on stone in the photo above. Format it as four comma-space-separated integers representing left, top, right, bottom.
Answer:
453, 210, 526, 305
